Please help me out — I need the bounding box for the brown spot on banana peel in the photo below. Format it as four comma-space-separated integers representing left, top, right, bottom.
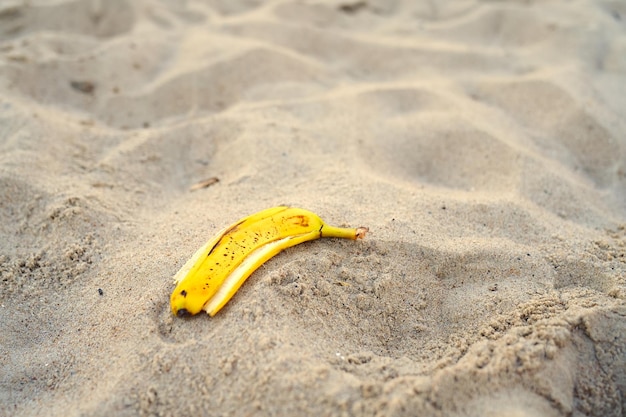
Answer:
287, 215, 309, 228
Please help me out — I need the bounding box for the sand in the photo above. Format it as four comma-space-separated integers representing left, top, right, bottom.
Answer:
1, 0, 625, 416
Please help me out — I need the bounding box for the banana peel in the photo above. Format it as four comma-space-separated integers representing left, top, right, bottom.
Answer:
170, 206, 368, 317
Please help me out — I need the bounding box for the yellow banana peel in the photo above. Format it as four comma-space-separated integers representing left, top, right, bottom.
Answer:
170, 206, 368, 317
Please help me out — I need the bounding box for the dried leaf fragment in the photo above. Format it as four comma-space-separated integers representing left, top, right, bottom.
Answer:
189, 177, 219, 191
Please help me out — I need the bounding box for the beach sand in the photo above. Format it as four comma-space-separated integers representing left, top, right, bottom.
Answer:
1, 1, 625, 416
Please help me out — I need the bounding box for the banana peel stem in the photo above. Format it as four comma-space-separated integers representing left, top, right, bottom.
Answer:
321, 225, 369, 240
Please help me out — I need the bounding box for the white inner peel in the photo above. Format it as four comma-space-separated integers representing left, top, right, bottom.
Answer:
202, 235, 294, 315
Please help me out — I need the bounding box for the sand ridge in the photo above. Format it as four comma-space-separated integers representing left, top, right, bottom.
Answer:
1, 0, 625, 416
